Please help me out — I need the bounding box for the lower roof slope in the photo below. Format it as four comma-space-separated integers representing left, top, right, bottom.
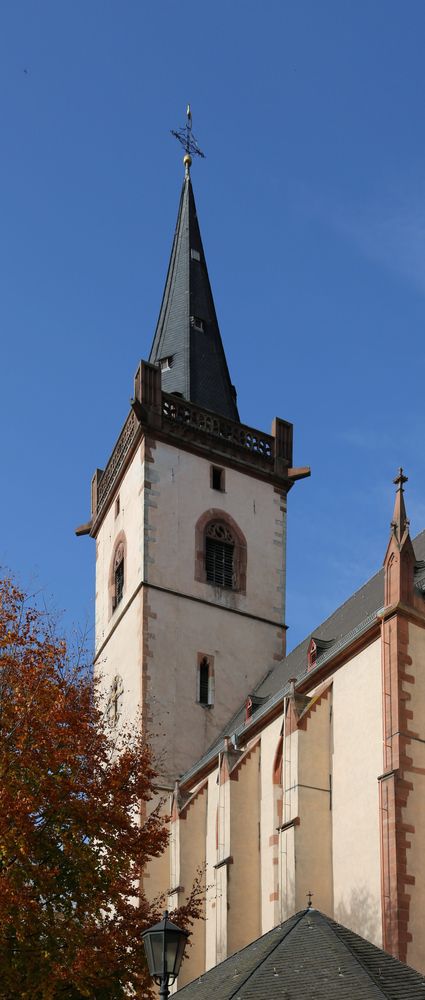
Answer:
175, 908, 425, 999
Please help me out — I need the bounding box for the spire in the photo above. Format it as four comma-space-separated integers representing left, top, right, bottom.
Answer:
391, 467, 410, 546
149, 110, 239, 422
384, 467, 416, 608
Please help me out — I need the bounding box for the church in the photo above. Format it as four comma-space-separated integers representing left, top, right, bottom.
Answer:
76, 116, 425, 988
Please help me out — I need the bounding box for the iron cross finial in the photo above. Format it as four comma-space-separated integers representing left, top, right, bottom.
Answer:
307, 890, 314, 908
171, 105, 205, 173
393, 467, 408, 490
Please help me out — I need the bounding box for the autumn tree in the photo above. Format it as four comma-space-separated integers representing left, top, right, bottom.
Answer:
0, 578, 201, 1000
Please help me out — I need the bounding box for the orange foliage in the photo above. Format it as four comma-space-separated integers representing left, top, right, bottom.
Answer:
0, 579, 202, 999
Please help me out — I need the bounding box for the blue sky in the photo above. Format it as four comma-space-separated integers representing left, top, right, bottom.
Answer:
1, 1, 424, 652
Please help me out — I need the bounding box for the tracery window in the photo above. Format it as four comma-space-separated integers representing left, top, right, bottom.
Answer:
194, 510, 247, 594
205, 522, 235, 589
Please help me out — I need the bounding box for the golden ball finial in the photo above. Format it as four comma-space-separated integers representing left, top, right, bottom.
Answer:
183, 153, 192, 170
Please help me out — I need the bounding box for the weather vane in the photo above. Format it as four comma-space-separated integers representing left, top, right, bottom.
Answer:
171, 105, 205, 170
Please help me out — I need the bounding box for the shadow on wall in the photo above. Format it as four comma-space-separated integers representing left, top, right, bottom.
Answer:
334, 886, 381, 947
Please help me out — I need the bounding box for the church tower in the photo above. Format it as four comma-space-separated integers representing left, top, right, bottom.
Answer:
77, 114, 309, 787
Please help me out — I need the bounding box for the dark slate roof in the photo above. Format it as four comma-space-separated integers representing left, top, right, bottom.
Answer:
181, 530, 425, 784
149, 170, 239, 422
176, 908, 425, 999
254, 528, 425, 705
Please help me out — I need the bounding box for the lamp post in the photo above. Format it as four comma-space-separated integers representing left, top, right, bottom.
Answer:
142, 911, 189, 999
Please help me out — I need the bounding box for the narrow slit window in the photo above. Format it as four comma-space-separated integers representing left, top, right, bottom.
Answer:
113, 544, 125, 611
199, 658, 210, 706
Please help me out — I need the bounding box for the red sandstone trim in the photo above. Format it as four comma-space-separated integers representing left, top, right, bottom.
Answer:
379, 611, 416, 963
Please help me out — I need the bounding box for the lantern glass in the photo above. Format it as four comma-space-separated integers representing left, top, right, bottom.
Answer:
142, 912, 188, 986
144, 930, 164, 978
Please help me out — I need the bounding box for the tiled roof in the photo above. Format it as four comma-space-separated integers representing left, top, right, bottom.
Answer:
149, 172, 239, 422
254, 528, 425, 704
175, 908, 425, 999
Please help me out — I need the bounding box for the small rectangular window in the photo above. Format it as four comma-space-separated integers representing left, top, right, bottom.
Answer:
191, 248, 201, 261
159, 356, 173, 371
211, 466, 225, 492
115, 495, 120, 518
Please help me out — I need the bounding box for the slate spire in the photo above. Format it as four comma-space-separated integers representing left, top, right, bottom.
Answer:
149, 151, 239, 422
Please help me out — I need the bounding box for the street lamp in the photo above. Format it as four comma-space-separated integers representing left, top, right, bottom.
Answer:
142, 910, 189, 999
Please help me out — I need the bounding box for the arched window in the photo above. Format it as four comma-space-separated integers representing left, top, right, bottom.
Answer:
205, 522, 235, 589
197, 654, 214, 707
194, 510, 247, 594
112, 542, 125, 611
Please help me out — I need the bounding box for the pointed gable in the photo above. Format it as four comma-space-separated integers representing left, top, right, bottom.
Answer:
149, 168, 239, 422
383, 467, 416, 608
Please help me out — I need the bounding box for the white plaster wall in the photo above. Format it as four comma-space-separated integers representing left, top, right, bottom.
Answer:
331, 639, 382, 945
94, 443, 144, 650
173, 787, 207, 987
205, 771, 219, 971
146, 587, 282, 779
95, 597, 142, 730
228, 747, 261, 956
146, 442, 286, 623
94, 435, 287, 780
296, 694, 333, 915
259, 715, 283, 932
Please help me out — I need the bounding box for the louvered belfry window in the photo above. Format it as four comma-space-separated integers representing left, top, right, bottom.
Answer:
205, 522, 235, 589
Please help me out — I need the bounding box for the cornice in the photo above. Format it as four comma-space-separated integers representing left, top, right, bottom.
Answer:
86, 361, 309, 538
